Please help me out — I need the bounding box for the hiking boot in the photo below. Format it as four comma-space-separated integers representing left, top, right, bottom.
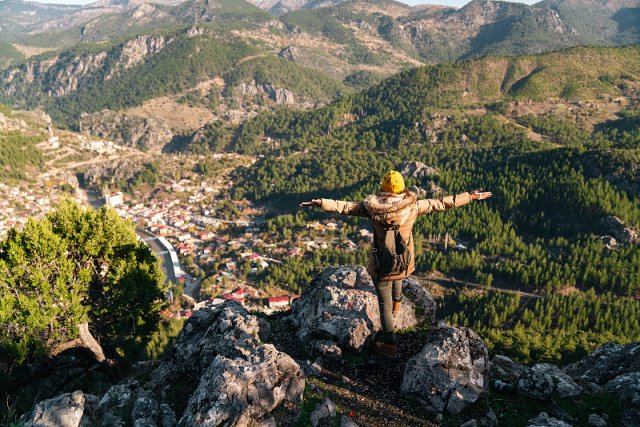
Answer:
392, 300, 401, 317
373, 341, 398, 359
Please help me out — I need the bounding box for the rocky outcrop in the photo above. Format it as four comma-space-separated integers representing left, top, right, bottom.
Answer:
564, 342, 640, 426
400, 322, 490, 416
178, 344, 303, 426
105, 35, 165, 80
154, 302, 304, 426
516, 363, 582, 400
235, 80, 296, 105
564, 342, 640, 384
398, 161, 439, 179
287, 266, 436, 357
599, 216, 639, 245
22, 302, 302, 427
80, 110, 173, 151
278, 46, 298, 61
20, 382, 177, 427
21, 390, 96, 427
1, 35, 166, 100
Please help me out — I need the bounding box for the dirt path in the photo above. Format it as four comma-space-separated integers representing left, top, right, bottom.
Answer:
416, 275, 543, 300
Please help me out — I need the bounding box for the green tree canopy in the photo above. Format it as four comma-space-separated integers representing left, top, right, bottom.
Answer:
0, 198, 166, 369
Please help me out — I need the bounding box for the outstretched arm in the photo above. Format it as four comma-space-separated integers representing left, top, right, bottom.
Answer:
300, 198, 369, 217
417, 190, 492, 215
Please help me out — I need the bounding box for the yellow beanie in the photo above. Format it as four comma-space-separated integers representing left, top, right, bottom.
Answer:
381, 171, 405, 194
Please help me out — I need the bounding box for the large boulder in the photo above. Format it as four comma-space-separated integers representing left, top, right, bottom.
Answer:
287, 266, 436, 356
151, 301, 270, 387
20, 390, 96, 427
20, 382, 175, 427
491, 354, 526, 384
97, 381, 176, 427
605, 372, 640, 427
400, 322, 490, 416
178, 345, 304, 427
517, 363, 582, 400
154, 301, 304, 426
563, 342, 640, 384
565, 342, 640, 426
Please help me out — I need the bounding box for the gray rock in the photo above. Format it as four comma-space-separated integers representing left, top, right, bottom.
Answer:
599, 216, 639, 245
80, 109, 173, 152
398, 161, 439, 178
177, 345, 303, 426
605, 372, 640, 427
491, 354, 526, 383
340, 415, 360, 427
400, 322, 490, 415
309, 398, 337, 427
517, 363, 582, 400
288, 266, 435, 356
98, 381, 173, 427
21, 390, 95, 427
564, 342, 640, 384
311, 339, 343, 360
152, 302, 262, 388
588, 413, 608, 427
527, 412, 572, 427
460, 420, 477, 427
278, 46, 298, 61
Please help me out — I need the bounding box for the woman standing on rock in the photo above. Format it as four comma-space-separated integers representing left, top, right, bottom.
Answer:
301, 171, 492, 358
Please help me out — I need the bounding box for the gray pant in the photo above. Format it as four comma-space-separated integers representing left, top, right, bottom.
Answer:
374, 278, 403, 344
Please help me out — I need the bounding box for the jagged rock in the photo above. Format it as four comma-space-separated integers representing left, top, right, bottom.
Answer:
80, 110, 173, 151
527, 412, 572, 427
152, 302, 266, 388
491, 354, 526, 383
517, 363, 582, 400
278, 46, 298, 61
398, 161, 439, 179
605, 372, 640, 426
97, 381, 174, 427
20, 390, 96, 427
150, 301, 303, 426
287, 266, 435, 355
588, 413, 608, 427
309, 398, 337, 427
400, 322, 490, 415
564, 342, 640, 384
178, 344, 304, 426
311, 339, 343, 360
236, 81, 296, 105
599, 216, 639, 245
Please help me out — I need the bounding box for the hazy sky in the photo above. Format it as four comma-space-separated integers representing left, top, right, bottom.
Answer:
31, 0, 540, 8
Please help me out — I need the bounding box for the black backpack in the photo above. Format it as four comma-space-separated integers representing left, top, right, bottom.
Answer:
372, 223, 412, 277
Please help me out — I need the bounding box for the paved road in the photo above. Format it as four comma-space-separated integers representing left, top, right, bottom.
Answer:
79, 187, 200, 300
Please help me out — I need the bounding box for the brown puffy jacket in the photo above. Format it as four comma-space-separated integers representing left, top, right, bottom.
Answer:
319, 190, 472, 280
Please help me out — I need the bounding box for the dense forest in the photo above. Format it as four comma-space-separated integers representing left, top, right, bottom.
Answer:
443, 288, 640, 364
